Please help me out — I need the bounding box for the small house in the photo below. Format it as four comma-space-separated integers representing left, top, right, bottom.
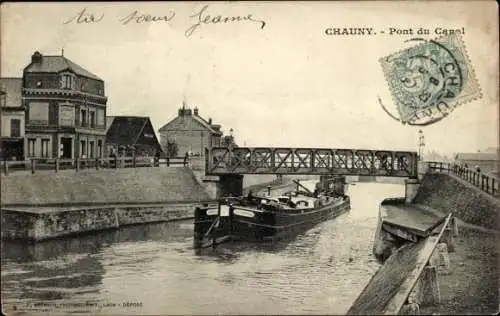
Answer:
105, 116, 163, 157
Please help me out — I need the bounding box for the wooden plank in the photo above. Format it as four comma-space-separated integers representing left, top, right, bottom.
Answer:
384, 213, 451, 314
346, 213, 451, 315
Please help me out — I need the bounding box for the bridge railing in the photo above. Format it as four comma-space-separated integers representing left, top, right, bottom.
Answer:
1, 156, 190, 175
427, 161, 498, 197
206, 147, 419, 178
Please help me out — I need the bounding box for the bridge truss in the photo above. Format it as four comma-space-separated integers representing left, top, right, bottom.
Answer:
206, 147, 418, 178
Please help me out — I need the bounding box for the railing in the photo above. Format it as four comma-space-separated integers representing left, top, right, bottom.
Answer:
427, 161, 499, 197
206, 147, 419, 177
1, 156, 190, 175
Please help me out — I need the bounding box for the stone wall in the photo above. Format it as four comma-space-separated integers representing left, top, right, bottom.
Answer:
116, 204, 195, 226
413, 172, 500, 230
1, 167, 211, 206
1, 203, 198, 241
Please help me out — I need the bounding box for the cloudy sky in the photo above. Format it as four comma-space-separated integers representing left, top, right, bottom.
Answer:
1, 1, 498, 156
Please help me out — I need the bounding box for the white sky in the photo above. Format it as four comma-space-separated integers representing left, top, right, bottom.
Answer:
1, 1, 498, 155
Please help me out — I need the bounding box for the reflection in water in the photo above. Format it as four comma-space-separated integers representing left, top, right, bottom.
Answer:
1, 182, 404, 315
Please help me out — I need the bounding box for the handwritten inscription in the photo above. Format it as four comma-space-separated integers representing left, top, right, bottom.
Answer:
63, 6, 266, 37
63, 8, 104, 24
185, 5, 266, 37
120, 10, 176, 25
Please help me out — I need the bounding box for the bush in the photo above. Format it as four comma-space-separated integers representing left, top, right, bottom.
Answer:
166, 140, 178, 158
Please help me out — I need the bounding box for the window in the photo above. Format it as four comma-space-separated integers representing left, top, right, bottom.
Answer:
60, 74, 74, 89
81, 109, 87, 126
97, 140, 103, 157
41, 139, 50, 157
10, 119, 21, 137
29, 102, 49, 123
89, 141, 95, 158
58, 103, 75, 127
36, 81, 42, 88
97, 109, 105, 126
90, 111, 96, 128
80, 140, 86, 158
28, 139, 36, 157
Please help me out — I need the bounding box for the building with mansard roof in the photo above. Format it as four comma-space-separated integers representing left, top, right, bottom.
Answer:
23, 51, 108, 160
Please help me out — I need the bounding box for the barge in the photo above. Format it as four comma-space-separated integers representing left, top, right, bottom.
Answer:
194, 177, 351, 249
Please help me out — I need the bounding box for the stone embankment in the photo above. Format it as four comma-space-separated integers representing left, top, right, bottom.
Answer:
349, 168, 499, 315
413, 171, 499, 314
1, 203, 198, 241
1, 167, 211, 241
413, 172, 500, 230
1, 167, 210, 206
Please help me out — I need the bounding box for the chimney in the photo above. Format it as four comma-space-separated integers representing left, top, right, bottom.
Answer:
31, 51, 43, 64
208, 118, 212, 124
194, 107, 199, 116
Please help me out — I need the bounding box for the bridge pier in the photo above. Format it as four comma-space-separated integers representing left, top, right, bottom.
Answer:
217, 174, 244, 198
405, 178, 420, 204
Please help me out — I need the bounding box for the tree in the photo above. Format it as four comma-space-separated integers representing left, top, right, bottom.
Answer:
166, 140, 178, 158
221, 135, 239, 149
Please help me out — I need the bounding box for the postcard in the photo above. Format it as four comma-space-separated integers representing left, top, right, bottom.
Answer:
1, 1, 498, 315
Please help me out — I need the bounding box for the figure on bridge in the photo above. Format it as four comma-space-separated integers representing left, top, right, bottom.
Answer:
184, 152, 189, 167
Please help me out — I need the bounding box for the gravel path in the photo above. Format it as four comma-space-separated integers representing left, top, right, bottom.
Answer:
420, 225, 499, 315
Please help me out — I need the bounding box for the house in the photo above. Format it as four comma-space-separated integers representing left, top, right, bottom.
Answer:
22, 51, 108, 159
0, 78, 25, 160
105, 116, 163, 157
158, 104, 223, 157
455, 150, 499, 173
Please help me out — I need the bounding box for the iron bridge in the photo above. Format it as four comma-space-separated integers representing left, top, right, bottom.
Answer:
205, 147, 418, 178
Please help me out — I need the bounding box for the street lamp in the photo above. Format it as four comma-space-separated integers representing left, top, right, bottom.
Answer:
229, 128, 234, 150
418, 129, 425, 161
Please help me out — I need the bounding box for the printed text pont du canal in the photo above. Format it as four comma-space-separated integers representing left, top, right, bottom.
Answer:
324, 27, 465, 36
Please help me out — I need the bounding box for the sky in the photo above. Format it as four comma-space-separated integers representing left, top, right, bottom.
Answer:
1, 1, 498, 156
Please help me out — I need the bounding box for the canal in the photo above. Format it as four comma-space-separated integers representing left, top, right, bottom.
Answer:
1, 182, 404, 315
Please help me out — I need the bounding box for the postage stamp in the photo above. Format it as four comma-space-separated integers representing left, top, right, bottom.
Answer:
380, 33, 482, 126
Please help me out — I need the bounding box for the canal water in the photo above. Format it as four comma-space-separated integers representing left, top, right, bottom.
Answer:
1, 182, 404, 315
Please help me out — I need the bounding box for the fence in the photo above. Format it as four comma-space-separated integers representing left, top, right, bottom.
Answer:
427, 161, 498, 197
1, 156, 190, 175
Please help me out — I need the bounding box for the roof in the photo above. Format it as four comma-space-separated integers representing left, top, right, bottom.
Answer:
106, 116, 153, 146
106, 116, 116, 132
456, 152, 499, 161
482, 147, 499, 154
159, 109, 223, 136
24, 55, 102, 81
193, 115, 223, 135
0, 78, 23, 106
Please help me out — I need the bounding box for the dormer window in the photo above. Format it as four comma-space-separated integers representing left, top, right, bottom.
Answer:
60, 74, 75, 90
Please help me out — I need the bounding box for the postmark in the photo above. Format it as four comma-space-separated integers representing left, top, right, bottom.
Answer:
379, 33, 482, 126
